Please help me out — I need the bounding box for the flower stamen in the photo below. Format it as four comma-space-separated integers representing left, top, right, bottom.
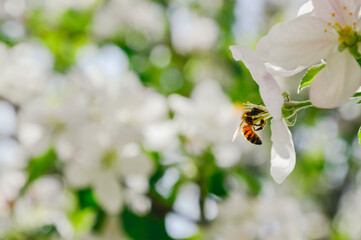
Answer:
326, 21, 358, 47
101, 149, 118, 169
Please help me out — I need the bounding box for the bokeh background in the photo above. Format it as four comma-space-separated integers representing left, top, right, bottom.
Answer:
0, 0, 360, 239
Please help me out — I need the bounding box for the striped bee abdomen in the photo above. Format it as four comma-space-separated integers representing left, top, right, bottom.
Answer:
242, 125, 262, 145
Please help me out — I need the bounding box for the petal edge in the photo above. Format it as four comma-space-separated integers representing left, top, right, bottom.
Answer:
270, 119, 296, 184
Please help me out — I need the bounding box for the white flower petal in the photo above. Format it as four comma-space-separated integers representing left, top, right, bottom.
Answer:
264, 63, 306, 77
298, 0, 314, 16
312, 0, 343, 23
258, 74, 284, 120
312, 0, 361, 26
230, 45, 268, 80
255, 36, 271, 63
168, 94, 193, 117
191, 80, 230, 109
139, 91, 168, 123
257, 37, 306, 77
229, 45, 283, 119
310, 50, 361, 109
0, 101, 17, 136
270, 119, 295, 184
65, 162, 94, 188
120, 143, 154, 177
93, 171, 123, 214
263, 14, 337, 70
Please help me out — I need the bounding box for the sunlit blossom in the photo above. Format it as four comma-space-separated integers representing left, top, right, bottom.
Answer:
230, 45, 295, 183
257, 0, 361, 108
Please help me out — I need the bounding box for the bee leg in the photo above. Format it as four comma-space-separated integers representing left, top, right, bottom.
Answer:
254, 119, 267, 131
254, 126, 264, 131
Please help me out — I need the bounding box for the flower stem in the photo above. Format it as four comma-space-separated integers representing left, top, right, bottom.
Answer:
284, 100, 313, 109
282, 100, 313, 119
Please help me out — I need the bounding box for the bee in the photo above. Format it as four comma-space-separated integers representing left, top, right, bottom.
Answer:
232, 105, 268, 145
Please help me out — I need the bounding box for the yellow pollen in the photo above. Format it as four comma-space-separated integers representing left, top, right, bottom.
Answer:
349, 12, 353, 16
324, 29, 328, 32
332, 13, 336, 17
328, 22, 332, 26
234, 103, 244, 110
344, 6, 347, 10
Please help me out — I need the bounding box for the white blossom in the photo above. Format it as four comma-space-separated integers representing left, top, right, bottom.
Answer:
169, 7, 219, 54
0, 42, 53, 105
257, 0, 361, 108
167, 79, 243, 167
204, 184, 326, 240
230, 45, 295, 183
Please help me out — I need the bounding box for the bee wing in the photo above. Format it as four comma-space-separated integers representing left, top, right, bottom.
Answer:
232, 120, 244, 142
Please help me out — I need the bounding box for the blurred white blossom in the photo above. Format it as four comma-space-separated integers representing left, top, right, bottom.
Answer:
169, 7, 219, 54
205, 184, 328, 240
16, 44, 168, 215
81, 217, 130, 240
11, 177, 73, 238
0, 42, 53, 105
335, 179, 361, 239
168, 80, 243, 167
93, 0, 166, 43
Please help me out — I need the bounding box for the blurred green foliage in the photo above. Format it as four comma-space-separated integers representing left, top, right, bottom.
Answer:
21, 148, 59, 193
26, 9, 92, 72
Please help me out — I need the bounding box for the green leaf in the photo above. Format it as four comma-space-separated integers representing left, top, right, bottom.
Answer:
359, 126, 361, 146
235, 168, 262, 196
353, 92, 361, 103
77, 189, 99, 209
298, 63, 326, 93
70, 208, 96, 236
208, 171, 228, 197
353, 92, 361, 98
21, 148, 59, 193
75, 189, 105, 232
121, 208, 172, 240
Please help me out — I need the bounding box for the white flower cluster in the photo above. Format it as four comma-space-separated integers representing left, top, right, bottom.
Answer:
0, 40, 248, 238
16, 43, 167, 216
205, 184, 329, 240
